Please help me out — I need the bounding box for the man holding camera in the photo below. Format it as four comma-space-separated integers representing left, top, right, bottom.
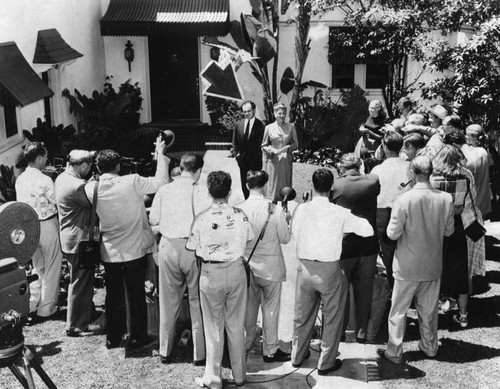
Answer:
238, 170, 291, 362
16, 142, 63, 320
55, 150, 96, 337
84, 138, 169, 351
149, 153, 210, 365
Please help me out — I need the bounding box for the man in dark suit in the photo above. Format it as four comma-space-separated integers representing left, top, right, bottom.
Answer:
331, 153, 380, 343
232, 100, 265, 199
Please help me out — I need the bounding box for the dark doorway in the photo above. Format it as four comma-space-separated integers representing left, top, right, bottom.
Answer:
149, 36, 200, 122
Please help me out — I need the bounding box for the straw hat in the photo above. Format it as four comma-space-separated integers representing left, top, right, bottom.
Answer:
428, 104, 448, 120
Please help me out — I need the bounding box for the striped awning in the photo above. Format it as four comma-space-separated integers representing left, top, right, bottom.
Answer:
33, 29, 83, 64
100, 0, 230, 37
0, 42, 54, 107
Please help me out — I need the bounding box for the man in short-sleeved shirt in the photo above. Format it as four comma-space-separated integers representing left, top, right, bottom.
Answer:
187, 171, 253, 389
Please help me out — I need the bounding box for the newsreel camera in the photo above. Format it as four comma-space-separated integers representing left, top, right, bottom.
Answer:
0, 201, 57, 388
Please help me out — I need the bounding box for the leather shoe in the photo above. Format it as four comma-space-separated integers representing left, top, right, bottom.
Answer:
66, 328, 93, 337
106, 340, 121, 350
291, 349, 310, 368
160, 354, 173, 364
192, 359, 206, 366
263, 348, 291, 363
317, 359, 342, 375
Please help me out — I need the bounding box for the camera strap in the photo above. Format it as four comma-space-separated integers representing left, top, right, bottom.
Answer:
89, 181, 99, 242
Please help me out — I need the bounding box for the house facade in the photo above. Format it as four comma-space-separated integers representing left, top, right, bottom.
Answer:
0, 0, 468, 174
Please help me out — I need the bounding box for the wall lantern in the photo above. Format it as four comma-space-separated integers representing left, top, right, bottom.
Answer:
124, 40, 134, 72
210, 47, 220, 62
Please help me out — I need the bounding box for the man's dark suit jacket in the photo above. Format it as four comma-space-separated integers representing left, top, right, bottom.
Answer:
331, 170, 381, 258
232, 118, 265, 172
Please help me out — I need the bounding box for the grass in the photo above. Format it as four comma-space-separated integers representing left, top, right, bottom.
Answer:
1, 162, 500, 388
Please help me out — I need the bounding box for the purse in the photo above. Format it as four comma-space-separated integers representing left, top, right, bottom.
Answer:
463, 179, 486, 242
78, 181, 101, 269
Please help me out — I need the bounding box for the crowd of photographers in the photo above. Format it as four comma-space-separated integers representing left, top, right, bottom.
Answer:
12, 96, 498, 387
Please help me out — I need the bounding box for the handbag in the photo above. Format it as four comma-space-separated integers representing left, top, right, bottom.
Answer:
243, 203, 275, 287
78, 181, 101, 269
463, 179, 486, 242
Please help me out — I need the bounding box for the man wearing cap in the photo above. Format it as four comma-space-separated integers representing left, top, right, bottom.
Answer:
187, 171, 253, 388
16, 142, 63, 320
233, 100, 265, 199
149, 153, 210, 365
55, 150, 97, 336
384, 156, 454, 364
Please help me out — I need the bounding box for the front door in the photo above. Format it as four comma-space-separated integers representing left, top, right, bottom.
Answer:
148, 36, 200, 122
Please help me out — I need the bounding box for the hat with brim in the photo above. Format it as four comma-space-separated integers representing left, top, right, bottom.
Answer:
428, 104, 448, 120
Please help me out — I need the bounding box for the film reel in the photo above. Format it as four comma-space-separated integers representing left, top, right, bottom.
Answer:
0, 202, 40, 265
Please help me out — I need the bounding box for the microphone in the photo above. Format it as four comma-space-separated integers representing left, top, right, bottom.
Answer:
279, 186, 296, 212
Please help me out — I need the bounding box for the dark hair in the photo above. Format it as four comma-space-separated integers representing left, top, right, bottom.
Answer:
180, 153, 204, 173
95, 149, 121, 173
207, 171, 232, 199
403, 133, 426, 150
383, 131, 404, 153
443, 131, 466, 146
24, 142, 47, 163
398, 97, 413, 110
246, 170, 269, 189
312, 168, 334, 193
241, 100, 256, 110
443, 114, 462, 130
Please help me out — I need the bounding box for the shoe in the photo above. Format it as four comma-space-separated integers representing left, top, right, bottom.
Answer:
317, 359, 342, 375
160, 354, 173, 364
235, 379, 246, 386
291, 349, 310, 368
439, 299, 451, 312
263, 348, 291, 363
66, 328, 93, 337
378, 349, 402, 365
126, 336, 158, 353
356, 337, 366, 344
192, 359, 206, 367
418, 345, 437, 359
453, 313, 468, 328
106, 340, 121, 350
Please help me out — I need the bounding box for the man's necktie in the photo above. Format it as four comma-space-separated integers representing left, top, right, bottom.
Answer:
245, 120, 250, 140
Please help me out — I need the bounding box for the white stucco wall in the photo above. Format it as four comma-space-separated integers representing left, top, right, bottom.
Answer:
0, 0, 106, 169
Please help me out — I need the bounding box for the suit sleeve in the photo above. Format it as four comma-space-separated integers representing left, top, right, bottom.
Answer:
275, 208, 291, 244
344, 209, 374, 237
386, 198, 406, 241
149, 188, 163, 226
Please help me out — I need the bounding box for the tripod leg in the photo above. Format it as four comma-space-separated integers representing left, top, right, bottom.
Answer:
20, 350, 37, 389
30, 358, 57, 389
23, 347, 58, 389
8, 364, 30, 389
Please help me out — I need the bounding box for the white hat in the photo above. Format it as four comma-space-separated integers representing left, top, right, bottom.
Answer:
428, 104, 448, 120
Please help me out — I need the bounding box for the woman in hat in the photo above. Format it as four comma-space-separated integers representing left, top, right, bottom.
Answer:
261, 102, 298, 202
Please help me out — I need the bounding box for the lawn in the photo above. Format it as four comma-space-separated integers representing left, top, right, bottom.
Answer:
1, 161, 499, 389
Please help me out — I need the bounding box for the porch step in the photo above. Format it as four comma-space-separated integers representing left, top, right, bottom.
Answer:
204, 142, 232, 150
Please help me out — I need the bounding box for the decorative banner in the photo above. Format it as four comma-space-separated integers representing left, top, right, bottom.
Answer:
201, 60, 244, 102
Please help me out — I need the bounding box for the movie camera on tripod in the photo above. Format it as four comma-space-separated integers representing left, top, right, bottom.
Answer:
0, 201, 57, 388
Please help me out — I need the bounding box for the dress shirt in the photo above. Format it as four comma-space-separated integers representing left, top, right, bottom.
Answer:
238, 193, 291, 281
55, 169, 91, 254
186, 203, 254, 262
15, 166, 58, 220
84, 159, 168, 263
149, 176, 211, 238
245, 117, 256, 139
291, 196, 374, 262
370, 157, 412, 208
387, 182, 454, 281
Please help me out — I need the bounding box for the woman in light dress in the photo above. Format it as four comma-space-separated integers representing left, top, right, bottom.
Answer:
261, 103, 298, 202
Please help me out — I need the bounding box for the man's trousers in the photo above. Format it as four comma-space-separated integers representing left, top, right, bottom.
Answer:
341, 254, 377, 339
291, 260, 347, 370
103, 256, 148, 345
65, 252, 94, 331
376, 208, 396, 288
245, 273, 282, 356
31, 217, 63, 317
158, 237, 205, 361
199, 260, 247, 389
386, 279, 441, 363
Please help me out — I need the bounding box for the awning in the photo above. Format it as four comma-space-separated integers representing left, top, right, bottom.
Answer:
328, 27, 387, 65
0, 42, 54, 107
100, 0, 230, 37
33, 29, 83, 64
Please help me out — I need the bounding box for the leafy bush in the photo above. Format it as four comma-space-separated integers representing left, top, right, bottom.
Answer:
205, 96, 244, 136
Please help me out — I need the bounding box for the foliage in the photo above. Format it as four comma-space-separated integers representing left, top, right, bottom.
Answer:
0, 165, 16, 203
422, 18, 500, 132
62, 77, 158, 159
205, 96, 244, 135
23, 118, 77, 160
295, 84, 369, 150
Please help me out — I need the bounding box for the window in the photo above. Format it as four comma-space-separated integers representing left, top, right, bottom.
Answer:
366, 63, 388, 89
332, 64, 355, 89
3, 105, 18, 138
0, 104, 21, 151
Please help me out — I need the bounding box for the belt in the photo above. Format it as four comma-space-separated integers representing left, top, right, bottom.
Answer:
201, 260, 228, 264
40, 213, 57, 222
